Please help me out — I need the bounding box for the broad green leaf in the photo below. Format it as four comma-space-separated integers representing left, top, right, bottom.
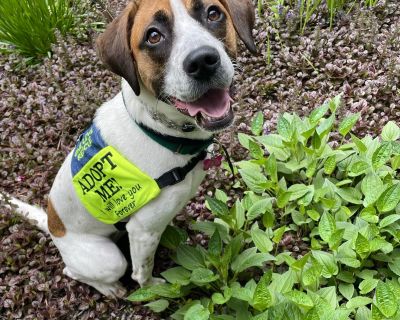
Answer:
302, 264, 323, 286
339, 113, 360, 136
269, 269, 297, 293
239, 168, 268, 193
337, 242, 361, 268
392, 154, 400, 170
324, 156, 337, 175
351, 133, 367, 153
278, 116, 292, 140
307, 209, 321, 221
389, 258, 400, 276
288, 184, 311, 201
127, 287, 157, 302
379, 214, 400, 228
346, 296, 372, 309
330, 94, 342, 112
328, 229, 345, 250
349, 161, 370, 176
312, 251, 338, 278
238, 133, 252, 149
376, 184, 400, 213
205, 196, 229, 216
310, 102, 330, 124
355, 233, 370, 258
251, 111, 264, 136
247, 198, 273, 221
190, 268, 219, 285
184, 304, 210, 320
359, 278, 379, 295
319, 212, 336, 242
265, 154, 278, 182
360, 207, 379, 223
249, 140, 264, 159
160, 225, 187, 250
212, 288, 232, 305
253, 273, 273, 311
292, 253, 311, 271
336, 187, 363, 204
355, 306, 371, 320
208, 229, 222, 257
231, 248, 275, 273
317, 113, 335, 138
372, 143, 393, 169
381, 121, 400, 141
234, 199, 245, 230
285, 290, 314, 309
176, 245, 205, 270
273, 226, 286, 244
149, 283, 183, 299
145, 299, 169, 313
161, 267, 191, 285
317, 286, 337, 310
375, 281, 397, 318
251, 228, 273, 253
231, 281, 255, 303
338, 283, 354, 300
361, 173, 383, 207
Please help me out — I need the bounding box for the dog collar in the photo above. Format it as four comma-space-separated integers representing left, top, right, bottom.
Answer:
135, 123, 214, 155
121, 90, 214, 155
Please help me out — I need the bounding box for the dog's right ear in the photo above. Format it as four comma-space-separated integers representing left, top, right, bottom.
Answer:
97, 3, 141, 96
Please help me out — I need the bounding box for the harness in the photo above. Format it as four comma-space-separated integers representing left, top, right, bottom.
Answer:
71, 122, 213, 228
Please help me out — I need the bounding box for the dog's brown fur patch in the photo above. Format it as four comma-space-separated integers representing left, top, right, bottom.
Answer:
130, 0, 172, 93
186, 0, 237, 56
47, 199, 66, 237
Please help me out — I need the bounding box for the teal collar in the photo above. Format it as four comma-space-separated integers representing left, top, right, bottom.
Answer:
136, 122, 214, 155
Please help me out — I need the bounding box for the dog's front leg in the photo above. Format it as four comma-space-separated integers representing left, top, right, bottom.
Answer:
126, 216, 166, 287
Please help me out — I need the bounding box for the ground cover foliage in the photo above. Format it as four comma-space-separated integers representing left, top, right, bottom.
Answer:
0, 0, 399, 319
0, 0, 98, 62
128, 97, 400, 319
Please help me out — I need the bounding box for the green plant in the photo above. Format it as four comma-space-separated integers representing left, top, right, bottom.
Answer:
0, 0, 83, 61
128, 96, 400, 319
265, 0, 380, 34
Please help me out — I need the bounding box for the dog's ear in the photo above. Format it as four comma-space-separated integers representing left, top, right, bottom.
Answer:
220, 0, 257, 54
96, 3, 141, 95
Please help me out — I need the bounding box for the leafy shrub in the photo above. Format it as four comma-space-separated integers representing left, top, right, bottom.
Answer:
260, 0, 380, 33
128, 96, 400, 319
0, 0, 85, 61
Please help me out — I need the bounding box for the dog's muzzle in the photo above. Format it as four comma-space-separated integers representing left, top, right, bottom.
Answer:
172, 46, 234, 132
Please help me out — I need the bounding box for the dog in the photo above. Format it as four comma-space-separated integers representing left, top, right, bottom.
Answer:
5, 0, 256, 298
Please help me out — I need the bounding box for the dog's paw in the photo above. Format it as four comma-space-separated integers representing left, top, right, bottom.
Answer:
95, 281, 127, 299
140, 277, 166, 287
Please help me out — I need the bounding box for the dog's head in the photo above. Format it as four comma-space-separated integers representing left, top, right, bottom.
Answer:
97, 0, 256, 132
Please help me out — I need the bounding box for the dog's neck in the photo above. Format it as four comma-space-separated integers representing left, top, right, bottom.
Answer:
121, 80, 213, 141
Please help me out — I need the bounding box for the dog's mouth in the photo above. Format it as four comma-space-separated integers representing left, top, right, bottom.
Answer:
173, 88, 234, 131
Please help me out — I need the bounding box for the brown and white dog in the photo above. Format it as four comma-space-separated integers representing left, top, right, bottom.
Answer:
7, 0, 256, 298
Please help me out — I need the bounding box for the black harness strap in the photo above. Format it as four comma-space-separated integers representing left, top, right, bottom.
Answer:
155, 151, 207, 188
114, 151, 207, 231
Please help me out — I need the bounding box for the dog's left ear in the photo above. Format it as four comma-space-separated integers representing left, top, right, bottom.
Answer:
220, 0, 257, 54
96, 3, 141, 95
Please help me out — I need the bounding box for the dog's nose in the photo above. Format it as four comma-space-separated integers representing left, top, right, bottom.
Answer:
183, 46, 221, 80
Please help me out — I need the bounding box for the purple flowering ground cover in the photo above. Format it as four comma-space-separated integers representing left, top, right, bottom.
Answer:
0, 0, 399, 319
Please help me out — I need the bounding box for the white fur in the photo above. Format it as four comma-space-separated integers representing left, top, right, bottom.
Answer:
5, 0, 235, 298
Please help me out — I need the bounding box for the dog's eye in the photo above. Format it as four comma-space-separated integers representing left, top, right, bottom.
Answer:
146, 29, 163, 45
207, 6, 222, 22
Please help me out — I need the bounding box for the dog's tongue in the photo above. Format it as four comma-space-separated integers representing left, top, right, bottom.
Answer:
174, 89, 231, 117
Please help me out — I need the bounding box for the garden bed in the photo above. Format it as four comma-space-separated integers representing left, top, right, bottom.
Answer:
0, 0, 399, 319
